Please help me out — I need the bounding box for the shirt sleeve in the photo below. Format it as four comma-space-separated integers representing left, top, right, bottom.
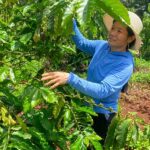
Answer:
67, 64, 133, 99
72, 19, 104, 56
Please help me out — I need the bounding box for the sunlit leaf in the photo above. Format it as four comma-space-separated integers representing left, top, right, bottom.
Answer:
96, 0, 130, 26
75, 105, 97, 116
31, 90, 41, 108
12, 131, 31, 139
52, 99, 64, 119
10, 40, 21, 51
115, 118, 132, 148
23, 4, 34, 16
104, 116, 120, 149
28, 127, 51, 150
9, 68, 16, 84
70, 134, 84, 150
40, 87, 58, 103
90, 140, 103, 150
20, 33, 32, 45
23, 97, 31, 113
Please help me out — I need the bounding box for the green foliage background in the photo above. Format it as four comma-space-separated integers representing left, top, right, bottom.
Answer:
0, 0, 150, 149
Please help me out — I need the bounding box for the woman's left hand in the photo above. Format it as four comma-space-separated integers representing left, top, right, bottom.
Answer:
41, 72, 69, 89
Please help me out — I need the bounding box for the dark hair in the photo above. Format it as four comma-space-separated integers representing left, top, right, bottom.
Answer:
126, 26, 136, 49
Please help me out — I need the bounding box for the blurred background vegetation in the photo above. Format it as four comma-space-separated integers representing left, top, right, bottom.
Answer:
0, 0, 150, 149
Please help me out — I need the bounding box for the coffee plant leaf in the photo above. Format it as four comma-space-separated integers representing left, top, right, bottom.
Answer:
19, 33, 32, 45
16, 116, 27, 131
40, 117, 52, 131
23, 97, 31, 113
104, 116, 120, 149
40, 87, 58, 103
23, 4, 34, 16
31, 90, 41, 108
8, 139, 34, 150
95, 0, 130, 26
70, 134, 84, 150
28, 127, 51, 150
12, 131, 32, 140
74, 105, 97, 116
0, 106, 16, 126
9, 68, 16, 84
63, 108, 72, 127
115, 118, 132, 148
83, 130, 101, 148
90, 140, 103, 150
77, 0, 95, 25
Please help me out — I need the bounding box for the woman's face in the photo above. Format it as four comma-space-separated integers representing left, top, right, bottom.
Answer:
108, 21, 134, 51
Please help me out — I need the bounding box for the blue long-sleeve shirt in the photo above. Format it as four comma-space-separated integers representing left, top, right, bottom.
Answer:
67, 20, 134, 114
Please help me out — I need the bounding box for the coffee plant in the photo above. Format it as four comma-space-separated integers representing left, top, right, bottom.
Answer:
0, 0, 149, 149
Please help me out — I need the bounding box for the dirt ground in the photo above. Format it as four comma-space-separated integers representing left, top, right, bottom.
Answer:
120, 83, 150, 124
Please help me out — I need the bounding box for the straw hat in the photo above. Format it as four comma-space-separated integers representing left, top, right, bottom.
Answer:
103, 11, 143, 50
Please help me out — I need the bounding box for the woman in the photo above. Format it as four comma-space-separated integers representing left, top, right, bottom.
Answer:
41, 11, 143, 144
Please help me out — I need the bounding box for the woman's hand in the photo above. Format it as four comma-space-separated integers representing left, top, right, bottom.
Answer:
41, 72, 69, 89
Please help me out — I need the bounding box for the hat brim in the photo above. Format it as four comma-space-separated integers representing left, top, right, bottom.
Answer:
103, 14, 142, 50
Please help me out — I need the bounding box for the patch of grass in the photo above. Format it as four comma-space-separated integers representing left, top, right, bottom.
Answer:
129, 54, 150, 83
134, 57, 150, 70
131, 72, 150, 83
131, 51, 150, 69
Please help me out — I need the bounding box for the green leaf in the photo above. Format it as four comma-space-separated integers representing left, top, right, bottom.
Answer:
58, 44, 76, 54
9, 68, 16, 84
75, 105, 97, 116
0, 71, 7, 82
61, 0, 76, 34
90, 140, 103, 150
23, 4, 34, 16
12, 131, 32, 139
82, 127, 101, 147
77, 0, 95, 25
52, 99, 64, 119
40, 117, 51, 131
31, 89, 41, 108
24, 86, 37, 98
23, 97, 31, 113
40, 87, 58, 103
70, 134, 84, 150
28, 127, 51, 150
63, 108, 71, 127
20, 33, 32, 45
84, 132, 101, 147
22, 86, 38, 112
104, 116, 120, 149
115, 118, 132, 148
83, 127, 101, 140
10, 40, 21, 51
0, 30, 8, 43
0, 126, 4, 134
130, 124, 139, 144
143, 125, 150, 141
0, 66, 10, 82
16, 116, 27, 131
96, 0, 130, 26
8, 137, 34, 150
68, 129, 80, 139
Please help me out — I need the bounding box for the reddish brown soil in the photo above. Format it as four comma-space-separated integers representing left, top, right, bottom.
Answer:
120, 83, 150, 124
